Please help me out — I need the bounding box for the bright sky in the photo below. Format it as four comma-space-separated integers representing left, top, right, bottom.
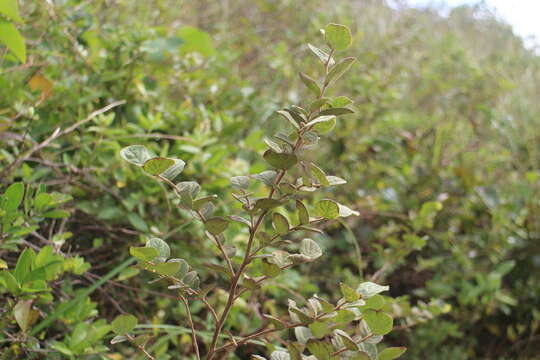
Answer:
407, 0, 540, 46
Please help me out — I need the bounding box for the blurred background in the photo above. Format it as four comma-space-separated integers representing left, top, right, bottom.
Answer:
1, 0, 540, 359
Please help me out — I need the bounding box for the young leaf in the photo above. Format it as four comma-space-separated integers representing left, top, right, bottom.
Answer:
296, 200, 310, 225
154, 261, 182, 276
324, 23, 352, 51
277, 110, 300, 130
307, 43, 335, 65
340, 282, 359, 302
146, 238, 170, 259
315, 199, 340, 219
307, 339, 333, 360
300, 238, 322, 260
160, 159, 186, 180
262, 260, 281, 278
334, 329, 358, 351
143, 157, 175, 175
363, 310, 393, 335
263, 149, 298, 170
332, 96, 354, 107
338, 203, 360, 217
326, 57, 356, 85
299, 72, 321, 96
130, 246, 160, 261
319, 107, 354, 116
252, 170, 278, 186
205, 217, 229, 235
111, 314, 138, 335
310, 163, 330, 186
357, 282, 389, 298
272, 213, 289, 235
2, 182, 24, 212
120, 145, 150, 166
378, 347, 407, 360
254, 198, 284, 211
231, 176, 250, 190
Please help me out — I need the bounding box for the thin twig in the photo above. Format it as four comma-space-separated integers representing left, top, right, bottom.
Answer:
180, 295, 201, 360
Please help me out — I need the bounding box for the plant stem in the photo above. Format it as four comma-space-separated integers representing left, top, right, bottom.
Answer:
181, 295, 201, 360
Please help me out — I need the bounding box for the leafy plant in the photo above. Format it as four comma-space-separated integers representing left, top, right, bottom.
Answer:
118, 23, 405, 360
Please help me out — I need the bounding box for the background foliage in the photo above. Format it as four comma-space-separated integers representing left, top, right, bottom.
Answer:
1, 0, 539, 359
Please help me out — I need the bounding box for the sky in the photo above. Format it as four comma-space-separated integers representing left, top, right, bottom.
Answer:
406, 0, 540, 46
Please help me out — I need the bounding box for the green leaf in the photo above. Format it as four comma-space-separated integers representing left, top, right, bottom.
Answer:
14, 248, 34, 283
0, 19, 25, 63
0, 270, 20, 294
277, 110, 300, 130
146, 238, 170, 259
334, 329, 358, 351
193, 195, 218, 211
254, 198, 284, 211
340, 282, 359, 302
309, 320, 332, 338
2, 182, 24, 212
176, 181, 201, 208
357, 282, 389, 298
296, 200, 310, 225
205, 216, 229, 235
127, 212, 149, 232
0, 0, 23, 22
143, 157, 175, 176
363, 309, 393, 335
34, 192, 52, 213
264, 314, 286, 329
160, 159, 186, 180
307, 43, 335, 65
332, 96, 354, 107
306, 115, 336, 129
326, 57, 356, 85
300, 238, 322, 260
154, 261, 182, 276
111, 314, 138, 335
263, 149, 298, 170
319, 107, 354, 116
120, 145, 150, 166
315, 199, 339, 219
377, 347, 407, 360
14, 300, 39, 333
299, 72, 321, 96
110, 335, 128, 344
272, 213, 289, 235
42, 209, 70, 218
130, 246, 160, 261
252, 170, 278, 186
324, 23, 352, 51
307, 339, 333, 360
262, 260, 281, 278
177, 26, 215, 57
361, 294, 384, 310
231, 176, 250, 190
310, 163, 330, 186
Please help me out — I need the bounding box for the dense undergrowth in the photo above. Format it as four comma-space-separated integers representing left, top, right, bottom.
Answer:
1, 0, 539, 359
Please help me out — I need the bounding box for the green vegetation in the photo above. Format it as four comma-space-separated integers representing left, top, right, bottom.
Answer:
1, 0, 539, 359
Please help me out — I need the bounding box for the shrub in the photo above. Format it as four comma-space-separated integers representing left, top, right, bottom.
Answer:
117, 23, 406, 360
